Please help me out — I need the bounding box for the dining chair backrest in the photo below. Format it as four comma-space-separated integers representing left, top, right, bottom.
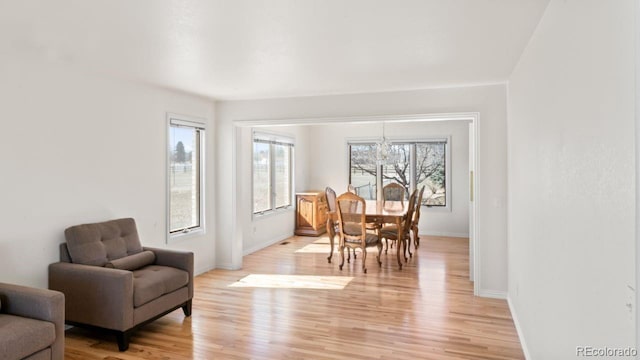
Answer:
402, 189, 418, 234
336, 192, 366, 244
347, 184, 357, 194
325, 186, 337, 213
383, 182, 405, 205
413, 186, 425, 224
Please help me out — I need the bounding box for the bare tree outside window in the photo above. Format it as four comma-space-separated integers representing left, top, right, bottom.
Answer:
349, 144, 377, 199
382, 144, 411, 197
416, 142, 446, 206
349, 141, 446, 206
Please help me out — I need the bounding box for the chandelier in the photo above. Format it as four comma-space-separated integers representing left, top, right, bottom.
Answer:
376, 122, 390, 165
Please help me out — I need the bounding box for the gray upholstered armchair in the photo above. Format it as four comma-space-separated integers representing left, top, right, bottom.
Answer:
0, 282, 65, 360
48, 218, 193, 351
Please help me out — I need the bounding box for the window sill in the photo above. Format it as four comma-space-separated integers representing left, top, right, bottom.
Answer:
253, 206, 294, 221
168, 227, 205, 242
423, 205, 452, 213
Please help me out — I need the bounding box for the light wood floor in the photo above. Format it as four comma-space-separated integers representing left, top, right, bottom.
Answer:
65, 235, 524, 360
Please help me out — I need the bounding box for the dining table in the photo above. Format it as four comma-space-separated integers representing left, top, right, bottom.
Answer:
326, 199, 409, 270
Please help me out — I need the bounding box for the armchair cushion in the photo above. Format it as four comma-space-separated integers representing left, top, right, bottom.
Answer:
64, 218, 143, 266
105, 251, 156, 271
0, 314, 55, 360
132, 266, 189, 307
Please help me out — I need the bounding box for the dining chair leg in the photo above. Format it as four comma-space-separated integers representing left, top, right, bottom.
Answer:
327, 232, 335, 263
376, 243, 382, 266
403, 238, 409, 262
412, 226, 420, 249
361, 248, 367, 274
339, 246, 345, 270
406, 235, 412, 258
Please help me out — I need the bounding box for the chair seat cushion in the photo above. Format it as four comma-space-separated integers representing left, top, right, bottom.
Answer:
133, 265, 189, 307
0, 314, 55, 360
380, 225, 406, 239
345, 233, 380, 246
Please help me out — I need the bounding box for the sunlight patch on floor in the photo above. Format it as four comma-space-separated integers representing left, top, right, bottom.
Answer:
295, 243, 333, 253
295, 243, 364, 254
229, 274, 353, 289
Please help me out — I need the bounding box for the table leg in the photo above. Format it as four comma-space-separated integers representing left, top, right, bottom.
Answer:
396, 216, 403, 270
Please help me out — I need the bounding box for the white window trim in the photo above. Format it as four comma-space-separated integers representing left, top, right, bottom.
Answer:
166, 113, 206, 242
418, 136, 452, 213
252, 130, 295, 219
346, 136, 452, 212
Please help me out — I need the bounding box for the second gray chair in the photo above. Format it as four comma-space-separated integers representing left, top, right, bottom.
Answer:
0, 282, 65, 360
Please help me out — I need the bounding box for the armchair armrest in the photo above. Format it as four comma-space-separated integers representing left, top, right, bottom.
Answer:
0, 282, 64, 323
144, 247, 194, 299
0, 282, 65, 360
49, 262, 134, 331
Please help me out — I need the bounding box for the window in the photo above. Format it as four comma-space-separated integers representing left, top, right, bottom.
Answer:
348, 143, 377, 199
168, 114, 205, 237
415, 141, 446, 206
253, 132, 294, 214
348, 139, 448, 207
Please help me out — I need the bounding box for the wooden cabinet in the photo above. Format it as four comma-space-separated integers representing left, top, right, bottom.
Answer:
295, 191, 328, 236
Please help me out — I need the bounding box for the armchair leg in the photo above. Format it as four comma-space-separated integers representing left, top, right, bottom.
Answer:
116, 330, 132, 351
182, 299, 193, 317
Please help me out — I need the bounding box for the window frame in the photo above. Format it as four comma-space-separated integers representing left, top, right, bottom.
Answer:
252, 131, 295, 217
347, 140, 379, 200
166, 113, 206, 242
347, 136, 451, 211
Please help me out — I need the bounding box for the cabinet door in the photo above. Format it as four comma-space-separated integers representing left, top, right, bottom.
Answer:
296, 196, 315, 229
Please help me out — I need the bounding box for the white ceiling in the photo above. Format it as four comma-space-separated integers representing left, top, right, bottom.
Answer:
1, 0, 550, 100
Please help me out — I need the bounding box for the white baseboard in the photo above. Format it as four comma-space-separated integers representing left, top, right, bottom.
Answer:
215, 262, 236, 270
508, 296, 531, 360
423, 231, 470, 238
243, 233, 292, 256
477, 289, 507, 299
195, 265, 215, 276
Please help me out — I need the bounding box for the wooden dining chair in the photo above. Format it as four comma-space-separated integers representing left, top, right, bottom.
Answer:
347, 184, 381, 233
325, 186, 355, 263
383, 182, 405, 206
411, 186, 426, 249
336, 192, 382, 274
380, 188, 417, 260
380, 182, 407, 252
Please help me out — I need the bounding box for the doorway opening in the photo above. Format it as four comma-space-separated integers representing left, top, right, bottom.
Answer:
231, 112, 480, 294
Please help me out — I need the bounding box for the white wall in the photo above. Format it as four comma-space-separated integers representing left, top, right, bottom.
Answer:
507, 0, 636, 358
305, 120, 469, 238
0, 55, 217, 288
237, 125, 311, 255
215, 84, 508, 295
